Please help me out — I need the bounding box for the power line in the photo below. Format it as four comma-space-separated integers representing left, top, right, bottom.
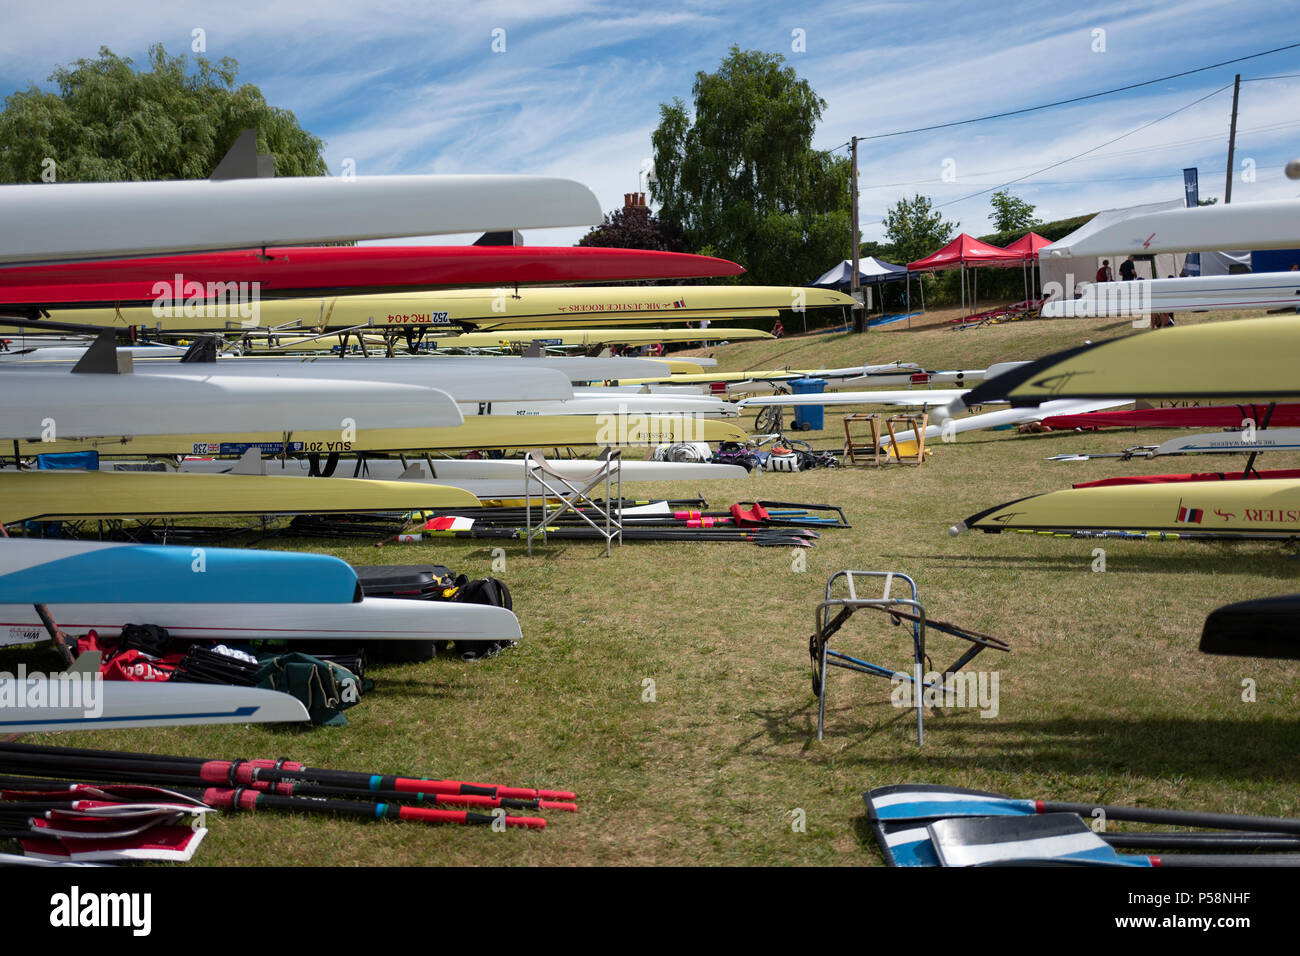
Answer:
930, 83, 1233, 210
857, 120, 1300, 189
853, 41, 1300, 142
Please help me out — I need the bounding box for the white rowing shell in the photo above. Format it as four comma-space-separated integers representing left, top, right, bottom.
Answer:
0, 369, 464, 438
0, 596, 521, 646
0, 680, 309, 731
1, 175, 601, 264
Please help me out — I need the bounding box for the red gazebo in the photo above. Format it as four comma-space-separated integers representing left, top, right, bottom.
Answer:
1003, 232, 1052, 302
907, 234, 1021, 319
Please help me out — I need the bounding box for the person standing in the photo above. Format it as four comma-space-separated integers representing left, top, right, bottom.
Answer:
1119, 255, 1137, 281
1095, 259, 1113, 283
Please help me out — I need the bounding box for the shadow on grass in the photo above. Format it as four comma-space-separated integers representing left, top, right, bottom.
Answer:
884, 551, 1300, 574
748, 698, 1300, 785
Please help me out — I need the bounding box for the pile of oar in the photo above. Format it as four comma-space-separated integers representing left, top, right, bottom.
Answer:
866, 784, 1300, 867
0, 742, 577, 863
381, 499, 849, 548
0, 779, 212, 864
287, 497, 712, 539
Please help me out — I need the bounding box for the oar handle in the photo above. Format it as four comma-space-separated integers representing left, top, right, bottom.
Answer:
1043, 801, 1300, 835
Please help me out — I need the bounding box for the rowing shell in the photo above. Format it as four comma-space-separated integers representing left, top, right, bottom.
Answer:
171, 457, 751, 482
0, 471, 481, 525
16, 415, 750, 457
1041, 197, 1300, 257
964, 316, 1300, 405
0, 539, 522, 646
736, 389, 976, 409
1042, 272, 1300, 318
0, 369, 463, 439
0, 598, 521, 647
1046, 428, 1300, 461
0, 681, 311, 732
888, 400, 1133, 446
0, 175, 602, 266
96, 284, 845, 333
957, 477, 1300, 536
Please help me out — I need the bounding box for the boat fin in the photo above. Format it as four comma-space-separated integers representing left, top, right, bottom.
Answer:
523, 341, 545, 357
472, 230, 524, 246
399, 464, 424, 480
210, 128, 276, 180
232, 448, 267, 476
71, 329, 132, 375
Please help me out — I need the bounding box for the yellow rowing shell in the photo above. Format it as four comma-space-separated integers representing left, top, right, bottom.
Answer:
962, 478, 1300, 536
16, 415, 749, 457
40, 286, 852, 332
0, 471, 481, 525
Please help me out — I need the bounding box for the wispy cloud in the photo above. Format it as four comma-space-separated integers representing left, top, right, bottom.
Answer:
3, 1, 1297, 252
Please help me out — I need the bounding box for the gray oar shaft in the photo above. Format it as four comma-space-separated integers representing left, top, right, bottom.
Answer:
1044, 801, 1300, 834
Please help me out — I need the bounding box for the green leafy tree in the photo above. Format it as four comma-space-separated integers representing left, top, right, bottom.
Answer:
0, 43, 327, 183
882, 194, 957, 266
989, 189, 1039, 232
578, 204, 684, 252
650, 46, 850, 285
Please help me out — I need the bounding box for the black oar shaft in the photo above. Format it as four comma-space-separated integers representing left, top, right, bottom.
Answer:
1043, 800, 1300, 835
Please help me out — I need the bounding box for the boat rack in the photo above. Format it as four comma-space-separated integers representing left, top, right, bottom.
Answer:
809, 570, 1009, 745
524, 448, 623, 557
842, 413, 928, 466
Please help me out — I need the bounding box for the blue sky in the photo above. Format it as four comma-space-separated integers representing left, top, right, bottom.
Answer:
3, 1, 1298, 252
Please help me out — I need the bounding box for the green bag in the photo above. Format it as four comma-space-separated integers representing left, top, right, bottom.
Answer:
254, 652, 371, 726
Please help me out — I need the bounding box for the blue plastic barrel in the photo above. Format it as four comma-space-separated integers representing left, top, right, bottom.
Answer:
790, 377, 827, 431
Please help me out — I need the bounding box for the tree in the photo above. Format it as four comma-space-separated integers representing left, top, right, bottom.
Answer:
650, 46, 850, 285
578, 204, 684, 252
0, 44, 327, 183
989, 190, 1039, 232
882, 194, 957, 267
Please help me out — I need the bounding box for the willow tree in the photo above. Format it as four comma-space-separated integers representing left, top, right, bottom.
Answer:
650, 46, 849, 285
0, 43, 327, 183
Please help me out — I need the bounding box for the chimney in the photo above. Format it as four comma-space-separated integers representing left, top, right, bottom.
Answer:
624, 192, 647, 211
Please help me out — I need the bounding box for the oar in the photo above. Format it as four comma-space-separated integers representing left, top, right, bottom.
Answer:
0, 767, 576, 813
0, 742, 575, 801
0, 769, 546, 830
872, 817, 1300, 867
929, 814, 1300, 867
865, 784, 1300, 834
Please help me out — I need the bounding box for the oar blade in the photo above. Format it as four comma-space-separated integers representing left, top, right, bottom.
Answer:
928, 813, 1142, 868
864, 784, 1037, 822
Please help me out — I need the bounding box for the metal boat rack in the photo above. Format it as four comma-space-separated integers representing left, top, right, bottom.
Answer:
809, 570, 1009, 745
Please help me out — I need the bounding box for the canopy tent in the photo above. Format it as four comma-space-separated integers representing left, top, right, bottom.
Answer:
1039, 200, 1185, 301
907, 234, 1022, 319
1003, 232, 1052, 260
812, 257, 910, 328
1003, 232, 1052, 301
810, 257, 909, 288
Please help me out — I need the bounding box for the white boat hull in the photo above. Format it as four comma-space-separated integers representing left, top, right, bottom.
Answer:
0, 597, 522, 646
0, 678, 310, 731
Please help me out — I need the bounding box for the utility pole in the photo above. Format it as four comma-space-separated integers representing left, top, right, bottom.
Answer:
1224, 73, 1240, 204
850, 135, 864, 333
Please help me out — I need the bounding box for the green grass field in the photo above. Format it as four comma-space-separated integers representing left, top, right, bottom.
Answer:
8, 307, 1300, 866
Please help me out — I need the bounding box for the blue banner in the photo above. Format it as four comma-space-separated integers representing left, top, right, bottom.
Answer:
1182, 168, 1201, 276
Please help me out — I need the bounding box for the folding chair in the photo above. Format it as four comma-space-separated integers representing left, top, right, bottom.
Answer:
809, 570, 1009, 745
524, 448, 623, 557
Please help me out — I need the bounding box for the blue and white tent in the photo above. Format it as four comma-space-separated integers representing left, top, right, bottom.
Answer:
810, 256, 908, 288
